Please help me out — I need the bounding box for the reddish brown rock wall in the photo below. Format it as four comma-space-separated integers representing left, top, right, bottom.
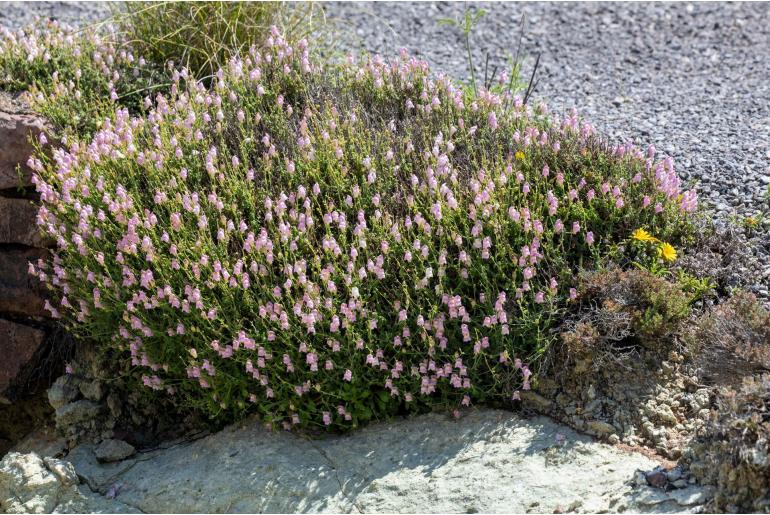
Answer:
0, 92, 55, 406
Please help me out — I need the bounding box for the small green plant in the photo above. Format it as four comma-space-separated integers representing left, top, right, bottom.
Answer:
675, 269, 715, 303
636, 279, 692, 337
438, 8, 540, 104
438, 8, 487, 96
741, 214, 764, 237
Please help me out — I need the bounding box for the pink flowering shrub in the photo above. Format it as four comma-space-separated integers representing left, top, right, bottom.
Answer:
27, 27, 698, 430
0, 20, 164, 136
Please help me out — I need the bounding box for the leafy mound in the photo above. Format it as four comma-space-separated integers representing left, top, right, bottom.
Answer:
27, 27, 698, 430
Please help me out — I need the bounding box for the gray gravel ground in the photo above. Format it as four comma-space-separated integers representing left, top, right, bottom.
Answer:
1, 1, 768, 296
0, 2, 110, 29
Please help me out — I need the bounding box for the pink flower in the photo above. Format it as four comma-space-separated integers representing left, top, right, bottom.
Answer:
487, 111, 498, 130
343, 369, 353, 382
140, 269, 154, 289
170, 212, 182, 230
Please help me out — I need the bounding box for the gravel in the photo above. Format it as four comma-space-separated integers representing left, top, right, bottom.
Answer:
0, 2, 110, 29
1, 1, 768, 293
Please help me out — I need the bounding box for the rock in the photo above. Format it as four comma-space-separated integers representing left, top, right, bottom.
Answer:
106, 394, 122, 418
0, 248, 50, 318
65, 445, 136, 493
0, 452, 60, 513
78, 380, 103, 402
49, 409, 710, 513
668, 485, 714, 506
666, 466, 683, 482
55, 400, 101, 428
0, 197, 49, 247
0, 107, 47, 191
520, 391, 552, 410
47, 375, 81, 410
586, 420, 616, 435
42, 457, 79, 487
655, 404, 678, 425
645, 468, 669, 488
0, 318, 45, 398
0, 451, 138, 513
95, 439, 135, 463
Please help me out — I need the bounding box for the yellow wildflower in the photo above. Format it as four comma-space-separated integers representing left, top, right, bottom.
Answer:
515, 151, 525, 161
631, 228, 658, 243
658, 242, 677, 262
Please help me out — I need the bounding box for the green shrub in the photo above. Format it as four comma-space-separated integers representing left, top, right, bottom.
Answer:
560, 268, 694, 355
27, 27, 699, 430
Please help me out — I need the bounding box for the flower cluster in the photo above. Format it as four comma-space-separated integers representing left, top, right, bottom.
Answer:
631, 228, 678, 262
27, 26, 697, 429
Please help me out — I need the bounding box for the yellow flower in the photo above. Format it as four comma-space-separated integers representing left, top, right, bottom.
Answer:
631, 228, 658, 243
515, 151, 525, 161
658, 242, 677, 262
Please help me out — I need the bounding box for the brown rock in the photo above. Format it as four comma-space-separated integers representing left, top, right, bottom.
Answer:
0, 197, 49, 247
645, 468, 669, 489
586, 420, 617, 436
0, 248, 49, 318
0, 318, 45, 396
0, 108, 47, 191
520, 391, 553, 410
